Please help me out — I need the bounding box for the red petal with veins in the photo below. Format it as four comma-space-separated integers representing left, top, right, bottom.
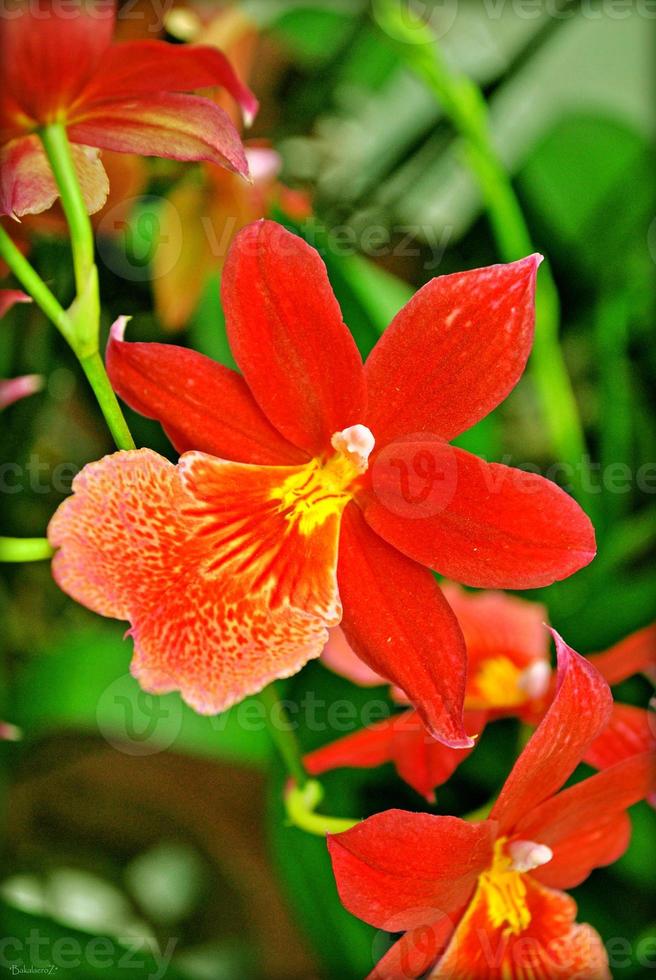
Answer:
48, 449, 343, 714
530, 813, 632, 892
222, 220, 367, 456
362, 439, 596, 588
337, 504, 471, 748
514, 751, 656, 888
80, 40, 258, 126
586, 622, 656, 685
0, 136, 108, 218
584, 702, 655, 770
106, 319, 305, 465
364, 256, 540, 445
490, 633, 613, 833
327, 811, 496, 931
68, 93, 249, 176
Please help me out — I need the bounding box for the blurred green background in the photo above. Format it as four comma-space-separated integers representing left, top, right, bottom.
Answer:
1, 1, 654, 977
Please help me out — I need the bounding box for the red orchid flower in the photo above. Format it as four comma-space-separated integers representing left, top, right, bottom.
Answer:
48, 220, 594, 744
0, 0, 258, 218
310, 592, 655, 800
328, 636, 656, 980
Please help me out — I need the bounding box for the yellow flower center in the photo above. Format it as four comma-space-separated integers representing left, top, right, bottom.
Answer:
477, 837, 553, 937
467, 656, 551, 711
479, 838, 531, 936
468, 657, 526, 710
270, 425, 374, 537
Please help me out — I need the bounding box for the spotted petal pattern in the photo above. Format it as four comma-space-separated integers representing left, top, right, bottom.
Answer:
48, 449, 343, 713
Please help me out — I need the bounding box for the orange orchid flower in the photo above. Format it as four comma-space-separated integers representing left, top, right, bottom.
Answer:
48, 221, 594, 744
328, 637, 655, 979
310, 591, 655, 801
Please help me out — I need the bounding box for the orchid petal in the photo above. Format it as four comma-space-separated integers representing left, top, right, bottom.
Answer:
48, 449, 345, 714
0, 136, 108, 218
514, 751, 655, 888
0, 289, 30, 318
222, 221, 366, 456
430, 876, 609, 979
327, 811, 496, 931
587, 622, 656, 685
490, 633, 613, 833
106, 318, 305, 465
0, 0, 114, 128
81, 40, 258, 126
362, 439, 596, 588
338, 504, 471, 748
68, 93, 249, 177
364, 256, 540, 445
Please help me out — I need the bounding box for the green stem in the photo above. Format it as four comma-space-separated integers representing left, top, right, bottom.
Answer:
79, 351, 136, 450
285, 779, 359, 837
259, 682, 309, 788
0, 537, 54, 563
259, 684, 359, 835
39, 122, 95, 296
29, 122, 134, 450
0, 226, 74, 346
374, 1, 591, 506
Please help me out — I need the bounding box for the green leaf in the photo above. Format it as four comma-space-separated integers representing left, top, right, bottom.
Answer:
267, 762, 375, 980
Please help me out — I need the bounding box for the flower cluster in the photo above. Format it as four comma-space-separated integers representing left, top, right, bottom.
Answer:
1, 5, 653, 979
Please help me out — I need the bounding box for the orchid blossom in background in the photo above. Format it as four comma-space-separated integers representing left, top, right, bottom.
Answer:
328, 637, 656, 979
48, 220, 594, 746
151, 3, 312, 329
0, 0, 258, 218
310, 592, 656, 799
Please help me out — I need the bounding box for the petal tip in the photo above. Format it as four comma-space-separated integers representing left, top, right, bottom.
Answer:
109, 315, 131, 345
430, 727, 476, 751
